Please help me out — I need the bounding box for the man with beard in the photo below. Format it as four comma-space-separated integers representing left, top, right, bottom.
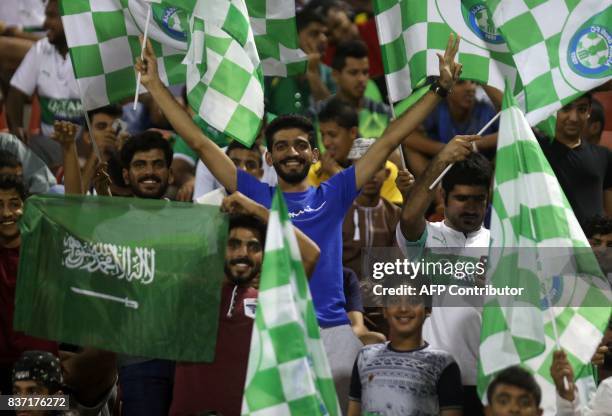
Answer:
6, 0, 83, 171
397, 139, 492, 416
169, 192, 320, 416
136, 33, 462, 412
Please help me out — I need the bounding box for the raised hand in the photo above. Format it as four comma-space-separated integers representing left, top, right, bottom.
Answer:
221, 192, 267, 221
134, 37, 162, 90
395, 169, 415, 200
437, 33, 462, 91
51, 121, 78, 147
437, 135, 479, 165
550, 350, 575, 401
92, 162, 112, 197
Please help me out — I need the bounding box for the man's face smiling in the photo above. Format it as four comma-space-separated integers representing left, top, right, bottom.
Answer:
224, 227, 263, 285
0, 189, 23, 246
122, 149, 171, 199
266, 128, 319, 184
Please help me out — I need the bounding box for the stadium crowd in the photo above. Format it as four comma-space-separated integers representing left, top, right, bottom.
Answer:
0, 0, 610, 415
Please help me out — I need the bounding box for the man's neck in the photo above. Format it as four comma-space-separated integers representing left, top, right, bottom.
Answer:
448, 103, 470, 124
0, 236, 20, 249
555, 133, 582, 148
355, 192, 380, 207
389, 333, 425, 351
336, 91, 363, 109
278, 178, 310, 193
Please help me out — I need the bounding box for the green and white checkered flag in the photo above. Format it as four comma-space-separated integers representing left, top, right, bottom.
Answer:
60, 0, 187, 110
477, 82, 612, 415
248, 0, 307, 76
487, 0, 611, 127
241, 189, 340, 416
373, 0, 518, 103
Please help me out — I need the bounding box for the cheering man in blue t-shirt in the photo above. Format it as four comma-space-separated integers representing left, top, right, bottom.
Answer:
136, 33, 463, 412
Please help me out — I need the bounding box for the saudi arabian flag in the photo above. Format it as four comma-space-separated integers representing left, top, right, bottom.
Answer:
242, 189, 340, 416
487, 1, 611, 128
477, 83, 612, 414
373, 0, 518, 103
14, 195, 228, 362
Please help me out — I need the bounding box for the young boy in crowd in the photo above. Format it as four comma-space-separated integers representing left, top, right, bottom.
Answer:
347, 289, 463, 416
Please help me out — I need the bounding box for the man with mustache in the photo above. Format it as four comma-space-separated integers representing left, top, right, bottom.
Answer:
397, 138, 492, 415
536, 94, 612, 229
170, 192, 320, 416
136, 33, 462, 412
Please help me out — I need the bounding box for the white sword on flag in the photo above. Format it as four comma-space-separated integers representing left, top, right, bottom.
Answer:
71, 287, 139, 309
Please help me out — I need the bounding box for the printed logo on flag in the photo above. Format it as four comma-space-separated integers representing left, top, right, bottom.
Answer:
151, 5, 188, 42
568, 25, 611, 78
463, 3, 504, 44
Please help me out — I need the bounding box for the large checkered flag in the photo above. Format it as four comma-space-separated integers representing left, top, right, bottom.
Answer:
477, 82, 612, 415
241, 189, 340, 416
487, 0, 611, 127
373, 0, 518, 103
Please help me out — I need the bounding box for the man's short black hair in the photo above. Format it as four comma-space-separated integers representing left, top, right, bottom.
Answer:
318, 97, 358, 129
442, 153, 492, 198
296, 8, 325, 33
590, 98, 605, 133
0, 174, 27, 201
584, 215, 612, 238
120, 131, 173, 169
226, 141, 263, 168
264, 114, 317, 151
487, 366, 542, 406
229, 214, 267, 247
332, 40, 368, 71
0, 151, 22, 169
87, 104, 123, 122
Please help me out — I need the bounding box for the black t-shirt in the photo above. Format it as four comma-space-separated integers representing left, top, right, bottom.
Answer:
537, 136, 612, 227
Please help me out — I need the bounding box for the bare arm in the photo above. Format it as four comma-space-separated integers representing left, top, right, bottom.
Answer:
347, 400, 361, 416
6, 86, 28, 139
481, 84, 502, 111
221, 193, 321, 277
51, 122, 83, 195
355, 34, 462, 189
135, 39, 238, 192
400, 136, 478, 241
475, 133, 497, 151
403, 129, 445, 157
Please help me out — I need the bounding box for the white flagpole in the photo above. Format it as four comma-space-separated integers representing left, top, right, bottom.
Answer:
133, 5, 152, 110
428, 110, 501, 190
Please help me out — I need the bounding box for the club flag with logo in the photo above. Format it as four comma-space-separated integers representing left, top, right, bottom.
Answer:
13, 195, 228, 362
486, 1, 611, 127
60, 0, 188, 111
241, 189, 340, 416
373, 0, 518, 103
477, 82, 612, 415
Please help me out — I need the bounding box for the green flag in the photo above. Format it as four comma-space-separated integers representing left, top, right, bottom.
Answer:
486, 1, 611, 127
241, 189, 340, 415
14, 195, 228, 362
477, 83, 612, 414
373, 0, 518, 103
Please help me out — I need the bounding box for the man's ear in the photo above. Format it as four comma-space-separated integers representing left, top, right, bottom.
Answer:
331, 69, 340, 84
265, 151, 273, 167
349, 126, 358, 140
122, 168, 130, 185
82, 130, 91, 145
312, 148, 320, 164
384, 168, 391, 180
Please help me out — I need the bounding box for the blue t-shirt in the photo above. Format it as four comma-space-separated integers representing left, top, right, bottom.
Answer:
424, 100, 498, 144
237, 167, 359, 327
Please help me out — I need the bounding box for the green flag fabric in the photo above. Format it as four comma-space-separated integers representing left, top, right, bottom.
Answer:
477, 83, 612, 414
241, 189, 340, 415
373, 0, 518, 103
487, 0, 611, 127
14, 195, 228, 362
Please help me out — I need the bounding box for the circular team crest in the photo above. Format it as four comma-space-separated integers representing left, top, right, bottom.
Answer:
465, 3, 504, 44
151, 6, 188, 42
568, 25, 611, 78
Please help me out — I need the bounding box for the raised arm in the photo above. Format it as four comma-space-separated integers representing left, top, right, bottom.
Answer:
354, 34, 462, 189
221, 192, 321, 277
51, 121, 83, 195
135, 38, 238, 192
400, 136, 478, 241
